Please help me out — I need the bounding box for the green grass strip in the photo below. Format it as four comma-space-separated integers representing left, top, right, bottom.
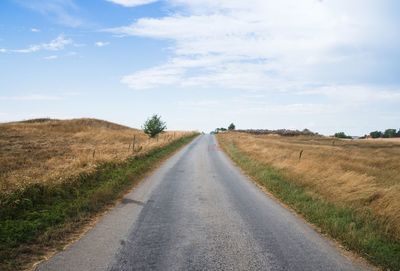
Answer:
0, 134, 198, 271
219, 139, 400, 271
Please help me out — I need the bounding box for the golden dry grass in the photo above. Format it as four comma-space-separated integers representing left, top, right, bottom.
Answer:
0, 118, 191, 194
218, 132, 400, 239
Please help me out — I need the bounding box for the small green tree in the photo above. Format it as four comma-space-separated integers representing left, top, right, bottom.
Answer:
334, 132, 351, 139
383, 129, 397, 138
228, 123, 236, 130
370, 131, 383, 138
142, 114, 167, 138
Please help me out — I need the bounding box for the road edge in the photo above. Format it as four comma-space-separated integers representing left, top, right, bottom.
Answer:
6, 134, 199, 271
214, 134, 379, 271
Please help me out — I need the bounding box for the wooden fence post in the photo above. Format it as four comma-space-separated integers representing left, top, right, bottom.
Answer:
299, 150, 303, 161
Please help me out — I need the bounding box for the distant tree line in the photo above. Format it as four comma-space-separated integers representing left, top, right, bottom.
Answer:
369, 129, 400, 139
213, 125, 400, 139
333, 129, 400, 139
232, 128, 317, 136
212, 124, 320, 136
213, 123, 236, 134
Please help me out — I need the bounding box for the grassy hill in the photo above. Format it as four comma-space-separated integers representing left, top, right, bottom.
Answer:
0, 118, 185, 194
0, 118, 196, 270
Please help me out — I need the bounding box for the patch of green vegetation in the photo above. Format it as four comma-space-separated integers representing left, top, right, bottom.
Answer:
0, 134, 198, 271
334, 132, 352, 139
219, 139, 400, 271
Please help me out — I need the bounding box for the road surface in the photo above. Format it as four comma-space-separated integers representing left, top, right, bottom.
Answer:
37, 135, 369, 271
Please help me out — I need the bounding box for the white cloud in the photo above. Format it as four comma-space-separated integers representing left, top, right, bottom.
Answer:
94, 41, 110, 47
106, 0, 158, 7
122, 65, 183, 89
108, 0, 399, 91
62, 91, 83, 96
178, 97, 336, 118
14, 0, 83, 27
44, 55, 58, 60
0, 48, 6, 53
9, 35, 73, 53
300, 86, 400, 105
0, 95, 62, 101
31, 28, 40, 32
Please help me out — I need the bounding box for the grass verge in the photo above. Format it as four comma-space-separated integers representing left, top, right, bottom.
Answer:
218, 137, 400, 271
0, 134, 198, 271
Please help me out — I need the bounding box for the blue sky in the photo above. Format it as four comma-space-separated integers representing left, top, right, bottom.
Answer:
0, 0, 399, 135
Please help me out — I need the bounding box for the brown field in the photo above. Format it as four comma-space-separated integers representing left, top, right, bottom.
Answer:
218, 132, 400, 239
0, 118, 191, 194
365, 137, 400, 142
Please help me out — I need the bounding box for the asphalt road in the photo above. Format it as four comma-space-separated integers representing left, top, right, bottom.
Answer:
37, 135, 369, 271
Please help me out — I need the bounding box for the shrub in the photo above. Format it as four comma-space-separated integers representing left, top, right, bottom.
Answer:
334, 132, 352, 139
142, 114, 167, 138
370, 131, 383, 139
383, 129, 397, 138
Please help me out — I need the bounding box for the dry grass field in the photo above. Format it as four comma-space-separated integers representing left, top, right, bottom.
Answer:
218, 132, 400, 240
0, 118, 190, 194
0, 118, 197, 271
